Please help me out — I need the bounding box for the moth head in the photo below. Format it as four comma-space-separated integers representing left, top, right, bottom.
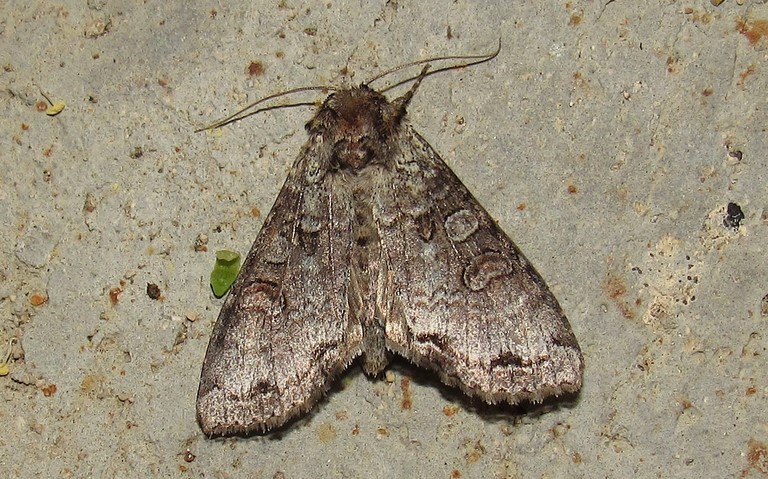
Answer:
307, 85, 404, 171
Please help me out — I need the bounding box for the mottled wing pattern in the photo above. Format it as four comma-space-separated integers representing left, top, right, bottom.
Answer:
196, 138, 362, 436
376, 126, 583, 404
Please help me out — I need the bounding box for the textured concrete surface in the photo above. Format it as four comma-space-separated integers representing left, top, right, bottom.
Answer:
2, 1, 768, 477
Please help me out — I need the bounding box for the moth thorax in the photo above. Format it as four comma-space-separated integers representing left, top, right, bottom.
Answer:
333, 138, 377, 170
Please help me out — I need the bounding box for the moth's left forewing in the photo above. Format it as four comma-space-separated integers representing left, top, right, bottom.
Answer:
377, 126, 583, 405
197, 140, 364, 436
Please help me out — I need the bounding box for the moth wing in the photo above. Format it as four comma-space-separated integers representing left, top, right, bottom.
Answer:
377, 128, 583, 405
197, 144, 361, 436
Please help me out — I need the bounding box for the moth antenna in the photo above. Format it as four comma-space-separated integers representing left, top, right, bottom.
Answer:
389, 65, 431, 120
368, 37, 501, 94
195, 85, 336, 132
196, 40, 501, 132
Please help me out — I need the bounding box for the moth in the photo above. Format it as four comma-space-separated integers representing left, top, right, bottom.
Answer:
197, 43, 583, 436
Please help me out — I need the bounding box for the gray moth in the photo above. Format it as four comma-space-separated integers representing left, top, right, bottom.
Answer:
197, 47, 583, 437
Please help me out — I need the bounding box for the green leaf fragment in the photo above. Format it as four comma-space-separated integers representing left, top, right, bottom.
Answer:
216, 249, 241, 263
210, 249, 241, 298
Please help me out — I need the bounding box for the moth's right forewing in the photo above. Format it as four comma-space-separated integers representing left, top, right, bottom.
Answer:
196, 141, 363, 436
377, 127, 583, 405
